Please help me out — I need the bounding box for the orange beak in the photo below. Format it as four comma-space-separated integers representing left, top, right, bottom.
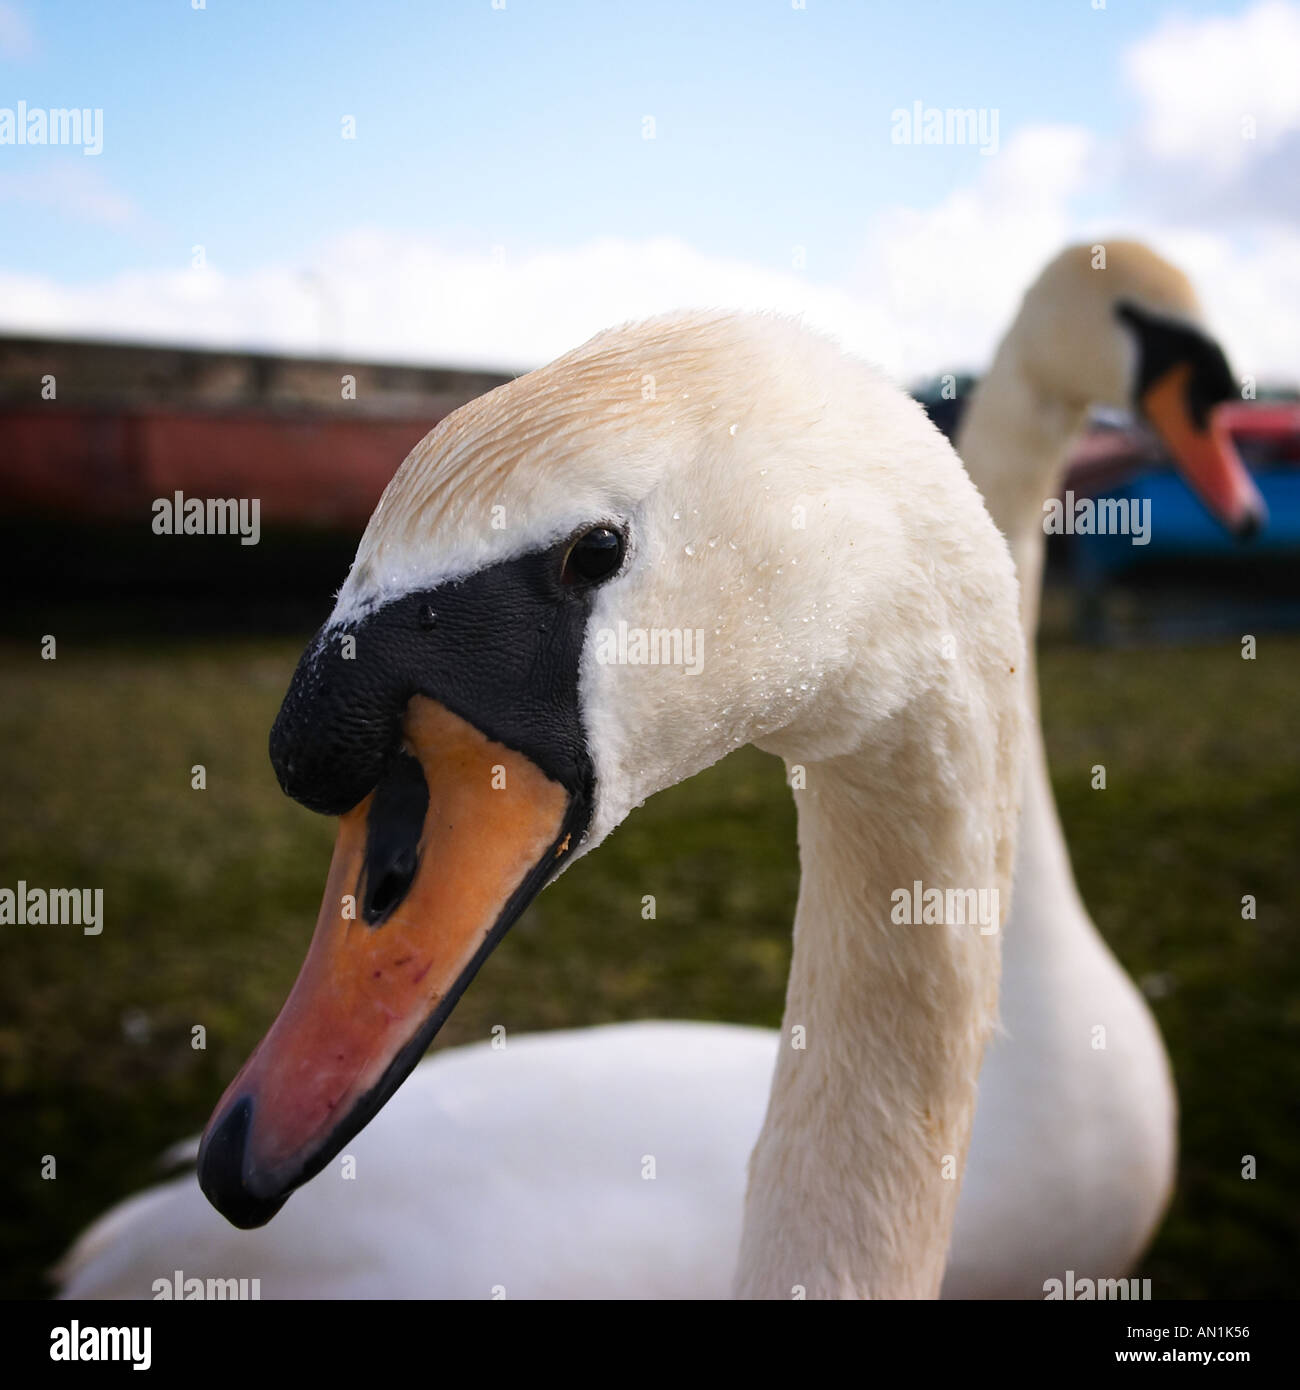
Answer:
1141, 363, 1267, 539
198, 694, 573, 1227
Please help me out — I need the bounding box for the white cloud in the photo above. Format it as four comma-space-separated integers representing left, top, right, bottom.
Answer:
1125, 0, 1300, 175
1133, 223, 1300, 386
0, 231, 896, 376
851, 126, 1096, 376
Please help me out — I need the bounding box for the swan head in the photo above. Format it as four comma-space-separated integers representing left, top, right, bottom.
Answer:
991, 239, 1265, 538
198, 310, 1024, 1228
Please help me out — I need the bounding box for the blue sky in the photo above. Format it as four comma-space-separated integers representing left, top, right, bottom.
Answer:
0, 0, 1296, 378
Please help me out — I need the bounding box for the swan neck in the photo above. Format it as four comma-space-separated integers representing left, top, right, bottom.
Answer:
956, 339, 1087, 636
956, 334, 1093, 928
734, 719, 1005, 1298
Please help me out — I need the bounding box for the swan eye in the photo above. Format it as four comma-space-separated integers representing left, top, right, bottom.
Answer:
561, 526, 624, 586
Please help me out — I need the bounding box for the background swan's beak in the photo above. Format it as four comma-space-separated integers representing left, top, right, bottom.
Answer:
197, 695, 574, 1228
1140, 363, 1267, 540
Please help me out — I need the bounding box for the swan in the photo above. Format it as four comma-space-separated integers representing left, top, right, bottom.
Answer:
942, 240, 1264, 1296
61, 244, 1254, 1300
59, 311, 1026, 1299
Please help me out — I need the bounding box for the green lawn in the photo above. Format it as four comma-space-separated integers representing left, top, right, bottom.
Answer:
1, 624, 1296, 1299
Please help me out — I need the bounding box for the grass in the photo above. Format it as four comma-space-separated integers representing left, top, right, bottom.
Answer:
0, 619, 1296, 1299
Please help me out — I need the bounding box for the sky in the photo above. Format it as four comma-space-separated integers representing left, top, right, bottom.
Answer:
0, 0, 1297, 384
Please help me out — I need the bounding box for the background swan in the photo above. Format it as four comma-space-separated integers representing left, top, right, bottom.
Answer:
62, 311, 1025, 1299
943, 240, 1263, 1296
62, 243, 1251, 1299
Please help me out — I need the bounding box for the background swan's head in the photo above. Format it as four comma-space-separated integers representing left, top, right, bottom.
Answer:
199, 310, 1025, 1229
979, 239, 1265, 537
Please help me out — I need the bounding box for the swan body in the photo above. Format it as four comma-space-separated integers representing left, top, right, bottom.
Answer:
61, 310, 1025, 1299
939, 748, 1177, 1295
61, 1023, 776, 1300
